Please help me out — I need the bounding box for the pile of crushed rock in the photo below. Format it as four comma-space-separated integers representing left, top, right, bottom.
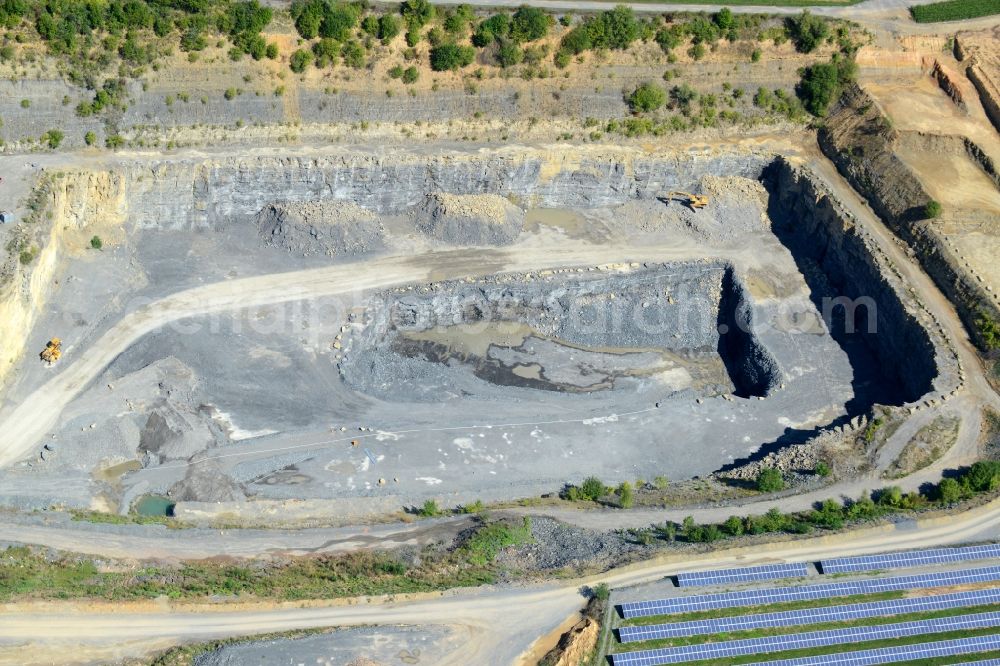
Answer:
256, 201, 384, 256
416, 192, 524, 246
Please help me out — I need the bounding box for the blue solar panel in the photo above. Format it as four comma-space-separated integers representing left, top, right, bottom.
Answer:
821, 543, 1000, 574
676, 562, 809, 588
738, 635, 1000, 666
618, 587, 1000, 643
619, 565, 1000, 619
611, 611, 1000, 665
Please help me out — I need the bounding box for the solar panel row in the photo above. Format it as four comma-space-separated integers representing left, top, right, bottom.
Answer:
611, 610, 1000, 665
738, 635, 1000, 666
618, 587, 1000, 643
820, 543, 1000, 574
676, 562, 809, 588
619, 565, 1000, 618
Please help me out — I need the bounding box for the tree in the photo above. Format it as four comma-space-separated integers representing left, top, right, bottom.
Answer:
797, 61, 840, 116
591, 582, 610, 600
401, 0, 434, 28
473, 13, 510, 46
586, 5, 639, 50
756, 467, 785, 492
938, 477, 962, 503
378, 14, 400, 41
786, 10, 829, 53
90, 235, 103, 250
627, 82, 666, 113
510, 5, 549, 43
925, 200, 942, 218
724, 515, 744, 536
714, 7, 734, 31
961, 461, 1000, 493
429, 43, 474, 71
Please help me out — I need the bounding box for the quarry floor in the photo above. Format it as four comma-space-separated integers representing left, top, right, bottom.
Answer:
0, 162, 855, 518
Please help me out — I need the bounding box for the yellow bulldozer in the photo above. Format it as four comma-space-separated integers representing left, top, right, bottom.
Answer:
665, 191, 710, 210
40, 338, 62, 365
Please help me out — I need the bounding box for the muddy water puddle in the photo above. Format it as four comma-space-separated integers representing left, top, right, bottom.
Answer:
524, 208, 591, 239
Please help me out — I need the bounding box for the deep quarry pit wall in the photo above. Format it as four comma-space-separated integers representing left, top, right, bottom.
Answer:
765, 158, 941, 406
0, 148, 945, 418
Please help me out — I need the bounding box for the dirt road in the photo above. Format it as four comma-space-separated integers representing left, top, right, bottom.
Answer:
3, 493, 1000, 666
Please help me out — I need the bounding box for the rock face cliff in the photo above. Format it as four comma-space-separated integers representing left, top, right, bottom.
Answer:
0, 171, 127, 388
819, 84, 1000, 352
121, 149, 771, 230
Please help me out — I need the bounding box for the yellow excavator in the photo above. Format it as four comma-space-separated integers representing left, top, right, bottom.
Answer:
665, 191, 710, 210
40, 338, 62, 365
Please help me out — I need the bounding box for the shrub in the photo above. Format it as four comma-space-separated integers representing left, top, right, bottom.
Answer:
462, 517, 532, 565
751, 48, 762, 63
496, 41, 523, 67
89, 235, 103, 250
44, 129, 63, 149
418, 499, 441, 516
756, 467, 785, 492
289, 48, 312, 73
579, 476, 607, 501
84, 131, 96, 146
402, 66, 419, 84
592, 582, 610, 601
20, 99, 29, 108
627, 82, 666, 113
265, 42, 279, 59
586, 5, 639, 50
461, 499, 485, 514
224, 87, 238, 100
714, 7, 734, 30
724, 515, 744, 536
814, 461, 831, 477
617, 481, 634, 509
925, 200, 942, 218
429, 43, 475, 71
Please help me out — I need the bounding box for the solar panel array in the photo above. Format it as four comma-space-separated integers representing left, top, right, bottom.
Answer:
611, 611, 1000, 665
618, 587, 1000, 643
676, 562, 809, 588
619, 565, 1000, 618
820, 543, 1000, 574
737, 635, 1000, 666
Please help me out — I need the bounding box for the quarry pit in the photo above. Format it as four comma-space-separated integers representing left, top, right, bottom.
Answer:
0, 146, 956, 523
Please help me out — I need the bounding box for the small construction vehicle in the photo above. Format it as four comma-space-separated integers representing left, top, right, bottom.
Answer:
40, 338, 62, 365
665, 191, 709, 210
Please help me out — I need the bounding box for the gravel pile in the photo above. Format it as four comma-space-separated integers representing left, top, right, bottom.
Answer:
416, 193, 524, 246
496, 516, 639, 573
256, 201, 384, 256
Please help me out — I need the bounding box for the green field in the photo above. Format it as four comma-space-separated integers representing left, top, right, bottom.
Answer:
911, 0, 1000, 22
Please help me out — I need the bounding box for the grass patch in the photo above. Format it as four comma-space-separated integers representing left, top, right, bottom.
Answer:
911, 0, 1000, 22
613, 603, 1000, 651
0, 516, 531, 603
620, 590, 908, 626
68, 508, 180, 527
